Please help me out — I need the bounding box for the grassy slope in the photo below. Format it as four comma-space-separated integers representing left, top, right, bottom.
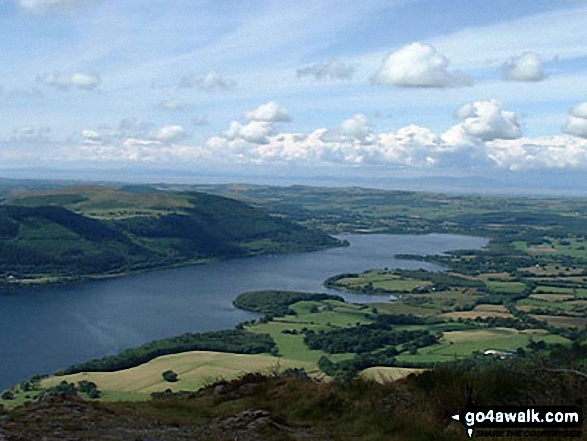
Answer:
359, 366, 424, 383
0, 186, 340, 283
40, 351, 318, 399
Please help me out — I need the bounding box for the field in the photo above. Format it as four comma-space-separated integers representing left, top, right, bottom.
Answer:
327, 270, 432, 294
2, 183, 587, 419
247, 299, 373, 365
531, 315, 587, 329
395, 328, 569, 364
439, 304, 514, 320
40, 351, 317, 400
359, 366, 424, 383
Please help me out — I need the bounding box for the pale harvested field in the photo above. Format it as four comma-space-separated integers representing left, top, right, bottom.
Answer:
439, 304, 513, 320
43, 351, 317, 397
532, 315, 587, 329
360, 367, 424, 384
475, 272, 512, 281
529, 294, 574, 302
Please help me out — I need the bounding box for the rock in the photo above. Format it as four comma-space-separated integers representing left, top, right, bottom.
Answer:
246, 416, 272, 430
213, 384, 228, 396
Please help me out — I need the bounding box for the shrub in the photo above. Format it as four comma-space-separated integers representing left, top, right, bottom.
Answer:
162, 370, 178, 382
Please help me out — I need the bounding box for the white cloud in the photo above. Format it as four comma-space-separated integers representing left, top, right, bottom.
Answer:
18, 0, 96, 13
371, 42, 472, 88
81, 129, 101, 142
339, 114, 373, 142
58, 101, 587, 172
296, 59, 355, 81
157, 99, 193, 111
179, 71, 236, 91
319, 114, 374, 144
502, 52, 545, 82
564, 102, 587, 138
454, 99, 522, 141
570, 102, 587, 119
245, 101, 291, 122
37, 72, 101, 91
224, 121, 272, 144
487, 136, 587, 170
153, 125, 188, 143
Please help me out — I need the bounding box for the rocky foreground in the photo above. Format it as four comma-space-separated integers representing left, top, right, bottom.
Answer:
1, 363, 585, 441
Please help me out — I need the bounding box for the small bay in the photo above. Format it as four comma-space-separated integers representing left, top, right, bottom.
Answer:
0, 233, 488, 389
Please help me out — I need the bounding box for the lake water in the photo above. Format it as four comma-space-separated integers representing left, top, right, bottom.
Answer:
0, 233, 488, 389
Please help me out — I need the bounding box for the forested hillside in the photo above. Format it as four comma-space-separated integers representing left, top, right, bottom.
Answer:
0, 186, 341, 284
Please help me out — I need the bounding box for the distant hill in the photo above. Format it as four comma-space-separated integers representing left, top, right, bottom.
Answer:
0, 186, 342, 284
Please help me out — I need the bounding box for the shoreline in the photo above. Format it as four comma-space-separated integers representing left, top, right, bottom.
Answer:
0, 241, 347, 289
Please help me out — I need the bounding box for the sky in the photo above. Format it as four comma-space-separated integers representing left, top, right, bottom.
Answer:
1, 0, 587, 191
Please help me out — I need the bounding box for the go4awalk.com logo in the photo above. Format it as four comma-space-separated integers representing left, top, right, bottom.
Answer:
451, 405, 583, 439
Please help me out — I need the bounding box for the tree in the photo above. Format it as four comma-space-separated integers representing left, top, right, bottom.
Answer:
162, 370, 178, 382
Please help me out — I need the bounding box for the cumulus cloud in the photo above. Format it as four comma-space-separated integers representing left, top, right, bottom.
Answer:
502, 52, 545, 82
372, 42, 472, 88
454, 99, 522, 141
157, 99, 193, 111
321, 114, 374, 144
245, 101, 291, 122
18, 0, 97, 13
179, 70, 236, 91
296, 59, 355, 81
37, 72, 101, 91
563, 102, 587, 138
224, 121, 272, 144
66, 100, 587, 171
487, 136, 587, 170
81, 129, 101, 143
152, 125, 188, 143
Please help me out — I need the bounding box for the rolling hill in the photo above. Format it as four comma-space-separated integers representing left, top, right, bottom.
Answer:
0, 186, 342, 284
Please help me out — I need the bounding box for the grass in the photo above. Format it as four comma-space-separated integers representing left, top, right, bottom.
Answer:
247, 300, 371, 365
529, 293, 575, 302
439, 304, 514, 320
485, 281, 527, 294
534, 285, 575, 294
329, 270, 431, 293
371, 301, 439, 316
531, 315, 587, 329
359, 367, 424, 383
395, 328, 570, 364
40, 351, 318, 399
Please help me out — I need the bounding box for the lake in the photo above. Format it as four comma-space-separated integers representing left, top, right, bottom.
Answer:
0, 233, 488, 389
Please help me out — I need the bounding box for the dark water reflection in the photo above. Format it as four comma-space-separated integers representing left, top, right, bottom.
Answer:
0, 233, 488, 389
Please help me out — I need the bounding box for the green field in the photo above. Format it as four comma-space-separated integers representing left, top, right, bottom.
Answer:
328, 270, 431, 294
395, 328, 569, 364
485, 281, 527, 294
248, 300, 372, 365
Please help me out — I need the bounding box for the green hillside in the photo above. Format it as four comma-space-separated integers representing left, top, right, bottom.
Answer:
0, 186, 342, 284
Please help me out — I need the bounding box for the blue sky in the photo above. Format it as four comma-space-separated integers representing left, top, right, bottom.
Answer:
1, 0, 587, 188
